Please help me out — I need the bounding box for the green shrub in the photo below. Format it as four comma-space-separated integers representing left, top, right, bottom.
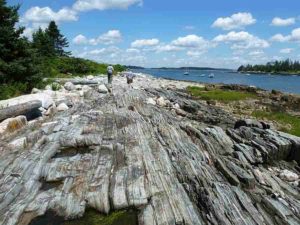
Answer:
51, 83, 61, 91
0, 82, 29, 100
187, 86, 257, 102
252, 111, 300, 137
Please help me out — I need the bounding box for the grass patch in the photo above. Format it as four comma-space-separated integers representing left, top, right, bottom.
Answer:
252, 111, 300, 137
187, 86, 257, 102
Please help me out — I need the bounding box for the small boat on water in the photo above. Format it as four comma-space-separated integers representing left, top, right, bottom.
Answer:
199, 74, 206, 77
208, 73, 214, 78
184, 71, 189, 75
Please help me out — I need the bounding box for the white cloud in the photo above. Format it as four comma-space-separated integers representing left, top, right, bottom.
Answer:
271, 17, 295, 26
22, 27, 35, 39
73, 34, 88, 45
73, 0, 142, 12
171, 35, 210, 49
131, 39, 160, 48
248, 50, 264, 56
73, 30, 122, 45
212, 12, 256, 30
126, 48, 140, 53
213, 31, 270, 49
270, 34, 290, 42
155, 44, 182, 52
97, 30, 122, 45
23, 6, 78, 23
280, 48, 293, 54
270, 28, 300, 43
186, 50, 206, 57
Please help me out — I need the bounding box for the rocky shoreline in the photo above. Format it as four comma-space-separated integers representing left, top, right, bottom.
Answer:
0, 73, 300, 225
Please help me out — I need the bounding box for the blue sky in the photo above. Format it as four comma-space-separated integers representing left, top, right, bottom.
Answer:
9, 0, 300, 68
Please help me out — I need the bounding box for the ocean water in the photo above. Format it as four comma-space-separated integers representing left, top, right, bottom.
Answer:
133, 68, 300, 94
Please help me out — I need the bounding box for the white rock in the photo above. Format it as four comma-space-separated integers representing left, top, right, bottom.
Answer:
98, 84, 108, 94
173, 103, 180, 109
79, 90, 84, 97
75, 85, 82, 90
42, 121, 58, 127
0, 116, 27, 135
8, 137, 27, 150
0, 93, 54, 109
146, 98, 156, 105
44, 105, 57, 116
175, 108, 187, 117
156, 97, 166, 107
57, 103, 69, 112
279, 169, 299, 182
45, 85, 52, 91
87, 75, 94, 80
64, 82, 75, 91
31, 88, 40, 94
82, 85, 92, 92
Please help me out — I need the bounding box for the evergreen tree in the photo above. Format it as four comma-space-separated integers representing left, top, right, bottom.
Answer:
46, 21, 70, 56
32, 28, 55, 57
0, 0, 40, 84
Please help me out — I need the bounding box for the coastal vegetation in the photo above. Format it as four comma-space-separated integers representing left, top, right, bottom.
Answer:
0, 0, 125, 100
238, 59, 300, 74
28, 209, 137, 225
187, 86, 257, 102
252, 111, 300, 136
187, 86, 300, 137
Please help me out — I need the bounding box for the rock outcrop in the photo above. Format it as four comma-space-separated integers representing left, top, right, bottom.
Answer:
0, 74, 299, 225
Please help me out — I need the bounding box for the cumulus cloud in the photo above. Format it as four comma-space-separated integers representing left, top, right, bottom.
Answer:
155, 44, 182, 52
270, 28, 300, 43
97, 30, 122, 45
271, 17, 295, 26
280, 48, 293, 54
248, 50, 264, 56
171, 35, 210, 49
270, 34, 290, 42
131, 39, 160, 48
126, 48, 140, 53
213, 31, 270, 49
23, 6, 78, 23
73, 34, 88, 45
73, 0, 142, 12
72, 30, 122, 45
186, 50, 206, 57
212, 12, 256, 30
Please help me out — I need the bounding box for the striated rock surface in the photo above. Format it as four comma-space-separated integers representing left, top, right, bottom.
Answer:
0, 74, 299, 225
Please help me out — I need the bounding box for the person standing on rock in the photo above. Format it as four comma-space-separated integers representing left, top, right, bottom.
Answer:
107, 65, 114, 92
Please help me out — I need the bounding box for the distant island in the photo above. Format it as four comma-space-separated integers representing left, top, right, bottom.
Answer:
126, 66, 232, 71
238, 59, 300, 75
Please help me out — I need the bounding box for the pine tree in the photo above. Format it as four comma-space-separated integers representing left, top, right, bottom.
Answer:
46, 21, 70, 56
0, 0, 40, 84
32, 28, 55, 57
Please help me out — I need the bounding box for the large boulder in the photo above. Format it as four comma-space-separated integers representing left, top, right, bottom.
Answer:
156, 97, 167, 107
279, 169, 299, 182
64, 82, 76, 91
0, 93, 54, 109
0, 116, 27, 135
0, 100, 42, 122
146, 98, 156, 105
87, 75, 94, 80
57, 103, 69, 112
234, 119, 270, 129
98, 84, 108, 94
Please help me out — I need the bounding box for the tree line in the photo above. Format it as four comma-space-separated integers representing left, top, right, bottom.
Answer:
0, 0, 124, 100
238, 59, 300, 74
